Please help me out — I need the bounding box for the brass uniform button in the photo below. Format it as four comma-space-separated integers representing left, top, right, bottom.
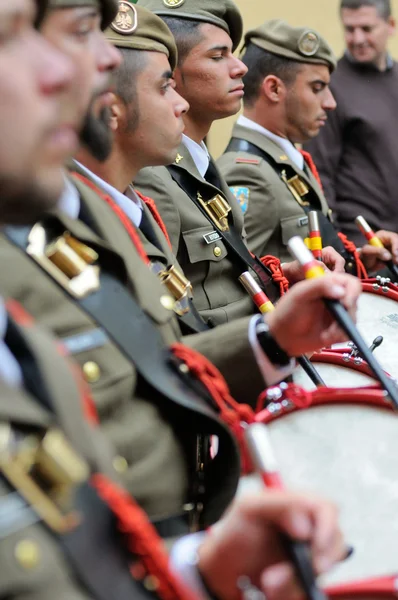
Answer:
160, 294, 175, 311
144, 575, 160, 591
113, 455, 128, 474
213, 246, 222, 258
14, 540, 41, 570
83, 361, 101, 383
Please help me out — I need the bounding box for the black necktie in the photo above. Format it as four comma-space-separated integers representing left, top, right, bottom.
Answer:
139, 209, 163, 253
205, 160, 223, 191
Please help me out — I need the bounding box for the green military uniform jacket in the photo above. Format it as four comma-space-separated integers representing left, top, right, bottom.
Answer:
217, 122, 330, 263
0, 175, 265, 526
0, 311, 120, 599
134, 142, 257, 327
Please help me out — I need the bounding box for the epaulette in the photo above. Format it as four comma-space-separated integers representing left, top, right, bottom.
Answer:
235, 157, 261, 165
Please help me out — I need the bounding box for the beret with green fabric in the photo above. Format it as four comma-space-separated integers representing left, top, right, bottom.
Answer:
105, 1, 178, 70
136, 0, 243, 52
47, 0, 118, 29
243, 19, 336, 72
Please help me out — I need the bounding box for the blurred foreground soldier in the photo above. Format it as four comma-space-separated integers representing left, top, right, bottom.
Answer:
135, 0, 344, 327
0, 0, 360, 557
305, 0, 398, 247
0, 3, 347, 599
219, 19, 398, 277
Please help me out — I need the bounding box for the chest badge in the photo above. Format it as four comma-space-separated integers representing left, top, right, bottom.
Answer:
229, 186, 250, 215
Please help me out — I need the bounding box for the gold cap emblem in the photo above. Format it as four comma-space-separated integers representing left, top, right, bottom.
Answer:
298, 30, 320, 56
163, 0, 185, 7
111, 1, 138, 35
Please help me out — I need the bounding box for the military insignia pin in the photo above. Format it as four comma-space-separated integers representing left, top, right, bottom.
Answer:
163, 0, 185, 7
111, 1, 138, 35
175, 153, 184, 164
298, 30, 320, 56
230, 186, 250, 215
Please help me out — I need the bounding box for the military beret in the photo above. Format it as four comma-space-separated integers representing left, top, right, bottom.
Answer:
243, 19, 336, 72
47, 0, 117, 29
105, 2, 178, 70
136, 0, 243, 52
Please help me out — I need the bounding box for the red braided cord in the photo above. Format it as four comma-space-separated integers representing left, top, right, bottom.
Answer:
259, 255, 289, 296
171, 343, 255, 473
135, 190, 172, 249
300, 149, 323, 189
337, 232, 368, 279
92, 474, 199, 600
70, 172, 150, 265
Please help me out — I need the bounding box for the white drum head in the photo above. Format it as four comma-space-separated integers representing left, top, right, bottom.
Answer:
239, 402, 398, 587
350, 291, 398, 379
293, 362, 376, 390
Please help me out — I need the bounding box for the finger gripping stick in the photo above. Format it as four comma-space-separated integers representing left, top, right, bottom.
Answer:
244, 423, 328, 600
287, 236, 398, 410
355, 216, 398, 280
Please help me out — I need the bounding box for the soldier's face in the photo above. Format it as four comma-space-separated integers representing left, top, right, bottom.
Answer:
284, 64, 336, 144
119, 52, 189, 168
40, 7, 121, 158
173, 23, 247, 123
342, 6, 395, 67
0, 0, 77, 224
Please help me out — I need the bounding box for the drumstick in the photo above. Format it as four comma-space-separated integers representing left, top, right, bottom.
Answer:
287, 236, 398, 409
239, 272, 326, 387
308, 212, 323, 261
355, 216, 398, 280
244, 422, 328, 600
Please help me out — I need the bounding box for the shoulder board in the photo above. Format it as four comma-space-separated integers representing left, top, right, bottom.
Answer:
235, 157, 261, 165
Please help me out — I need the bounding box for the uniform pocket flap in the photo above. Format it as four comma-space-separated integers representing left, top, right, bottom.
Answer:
182, 226, 228, 264
281, 214, 308, 246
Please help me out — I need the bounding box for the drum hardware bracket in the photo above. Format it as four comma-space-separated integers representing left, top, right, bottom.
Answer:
343, 342, 363, 365
373, 275, 391, 293
267, 399, 292, 415
265, 383, 289, 405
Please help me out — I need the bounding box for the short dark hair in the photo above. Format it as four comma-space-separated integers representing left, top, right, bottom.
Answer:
242, 44, 301, 107
161, 17, 204, 65
115, 48, 148, 131
340, 0, 392, 20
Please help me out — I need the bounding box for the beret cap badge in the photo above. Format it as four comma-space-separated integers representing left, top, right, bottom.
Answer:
298, 30, 320, 56
111, 1, 138, 34
162, 0, 185, 7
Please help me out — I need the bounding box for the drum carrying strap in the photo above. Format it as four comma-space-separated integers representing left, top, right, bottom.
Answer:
167, 164, 280, 303
225, 137, 352, 261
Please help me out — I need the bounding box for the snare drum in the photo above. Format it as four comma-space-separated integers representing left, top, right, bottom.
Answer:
292, 348, 378, 390
239, 384, 398, 597
347, 277, 398, 380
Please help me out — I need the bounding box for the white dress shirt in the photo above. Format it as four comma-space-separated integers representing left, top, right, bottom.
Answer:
182, 134, 210, 178
237, 115, 304, 171
0, 298, 23, 388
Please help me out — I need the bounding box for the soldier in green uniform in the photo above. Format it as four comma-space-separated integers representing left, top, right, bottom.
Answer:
134, 0, 345, 328
218, 20, 398, 274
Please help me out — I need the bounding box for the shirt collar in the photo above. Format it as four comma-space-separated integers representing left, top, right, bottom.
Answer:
58, 175, 81, 219
0, 297, 23, 388
181, 134, 210, 178
238, 115, 304, 170
0, 297, 7, 342
345, 50, 394, 71
73, 162, 143, 228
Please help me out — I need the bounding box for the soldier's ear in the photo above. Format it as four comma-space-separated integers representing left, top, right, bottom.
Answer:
108, 94, 123, 132
261, 75, 285, 104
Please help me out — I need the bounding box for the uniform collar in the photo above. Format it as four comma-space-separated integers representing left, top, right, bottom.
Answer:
73, 161, 143, 228
238, 115, 304, 171
181, 134, 210, 178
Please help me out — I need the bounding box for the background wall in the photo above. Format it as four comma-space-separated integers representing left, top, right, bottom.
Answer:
208, 0, 398, 158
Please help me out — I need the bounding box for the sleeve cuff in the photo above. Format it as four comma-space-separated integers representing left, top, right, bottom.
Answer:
248, 315, 295, 386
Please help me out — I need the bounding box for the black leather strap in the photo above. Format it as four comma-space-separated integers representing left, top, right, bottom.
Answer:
225, 138, 353, 263
167, 164, 280, 304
